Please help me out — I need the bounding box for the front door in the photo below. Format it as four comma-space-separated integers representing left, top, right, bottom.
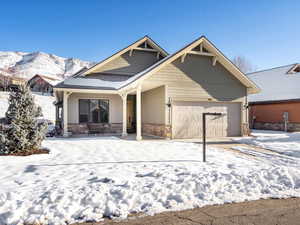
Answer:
127, 100, 134, 129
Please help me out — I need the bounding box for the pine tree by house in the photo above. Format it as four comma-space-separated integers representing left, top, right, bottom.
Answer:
0, 85, 48, 155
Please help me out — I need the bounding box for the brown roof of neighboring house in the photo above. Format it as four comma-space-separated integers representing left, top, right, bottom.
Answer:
31, 74, 61, 81
29, 74, 62, 86
11, 76, 26, 81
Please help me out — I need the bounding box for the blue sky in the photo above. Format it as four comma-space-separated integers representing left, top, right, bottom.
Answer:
0, 0, 299, 70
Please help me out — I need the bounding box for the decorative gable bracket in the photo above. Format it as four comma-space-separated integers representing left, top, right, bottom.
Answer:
129, 41, 162, 59
287, 64, 300, 74
180, 43, 218, 66
80, 36, 168, 76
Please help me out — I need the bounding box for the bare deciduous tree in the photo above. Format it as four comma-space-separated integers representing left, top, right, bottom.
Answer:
0, 74, 11, 91
232, 56, 255, 74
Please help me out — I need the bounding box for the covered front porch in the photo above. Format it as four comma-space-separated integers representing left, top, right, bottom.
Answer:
54, 83, 170, 140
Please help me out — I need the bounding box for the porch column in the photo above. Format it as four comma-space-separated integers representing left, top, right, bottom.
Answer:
63, 91, 70, 137
136, 85, 142, 141
121, 93, 128, 137
54, 91, 59, 126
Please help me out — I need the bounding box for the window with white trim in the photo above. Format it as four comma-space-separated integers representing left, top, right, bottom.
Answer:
79, 99, 109, 123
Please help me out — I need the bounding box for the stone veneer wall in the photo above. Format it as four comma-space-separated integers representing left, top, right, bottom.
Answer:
68, 123, 122, 135
142, 123, 172, 138
68, 123, 89, 134
253, 122, 300, 132
242, 123, 250, 136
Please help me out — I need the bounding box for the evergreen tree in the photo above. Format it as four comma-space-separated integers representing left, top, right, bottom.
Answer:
0, 85, 47, 155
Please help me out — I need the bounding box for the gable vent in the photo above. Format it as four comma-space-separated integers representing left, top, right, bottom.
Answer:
137, 41, 153, 49
191, 44, 209, 53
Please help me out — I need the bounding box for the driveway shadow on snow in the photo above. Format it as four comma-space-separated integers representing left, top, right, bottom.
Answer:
193, 141, 240, 145
45, 136, 121, 142
23, 160, 203, 173
24, 165, 39, 173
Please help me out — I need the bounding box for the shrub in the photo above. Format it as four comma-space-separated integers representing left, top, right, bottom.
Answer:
0, 85, 47, 155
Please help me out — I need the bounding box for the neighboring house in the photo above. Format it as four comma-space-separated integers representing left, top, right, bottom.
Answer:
27, 74, 62, 95
10, 76, 26, 86
248, 63, 300, 131
53, 35, 259, 140
0, 74, 26, 91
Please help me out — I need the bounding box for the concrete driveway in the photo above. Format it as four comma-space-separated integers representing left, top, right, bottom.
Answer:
77, 197, 300, 225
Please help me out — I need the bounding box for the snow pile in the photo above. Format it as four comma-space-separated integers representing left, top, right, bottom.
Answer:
0, 137, 300, 225
0, 51, 94, 80
235, 130, 300, 158
0, 92, 55, 122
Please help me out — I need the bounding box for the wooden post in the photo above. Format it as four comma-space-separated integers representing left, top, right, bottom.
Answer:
136, 85, 142, 141
121, 93, 128, 137
202, 114, 206, 162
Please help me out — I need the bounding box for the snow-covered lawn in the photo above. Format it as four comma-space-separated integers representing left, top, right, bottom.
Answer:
1, 137, 300, 225
235, 130, 300, 158
0, 92, 55, 122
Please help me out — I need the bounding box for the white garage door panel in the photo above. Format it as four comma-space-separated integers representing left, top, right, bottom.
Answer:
172, 102, 241, 138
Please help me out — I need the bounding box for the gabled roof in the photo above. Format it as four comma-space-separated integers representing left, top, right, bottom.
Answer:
55, 35, 260, 94
247, 63, 300, 103
78, 36, 168, 77
55, 77, 122, 90
71, 67, 88, 77
119, 36, 260, 94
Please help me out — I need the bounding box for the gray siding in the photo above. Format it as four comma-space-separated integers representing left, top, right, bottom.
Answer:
141, 86, 165, 124
92, 51, 160, 75
146, 55, 246, 102
143, 54, 247, 124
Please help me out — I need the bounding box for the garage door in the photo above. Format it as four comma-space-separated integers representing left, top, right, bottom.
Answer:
172, 102, 241, 138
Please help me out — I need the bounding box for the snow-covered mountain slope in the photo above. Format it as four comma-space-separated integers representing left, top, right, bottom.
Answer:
0, 51, 94, 80
0, 92, 55, 121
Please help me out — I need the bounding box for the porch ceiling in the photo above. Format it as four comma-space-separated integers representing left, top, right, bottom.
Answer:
126, 82, 164, 94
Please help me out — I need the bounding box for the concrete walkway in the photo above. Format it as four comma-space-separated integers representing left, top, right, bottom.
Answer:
75, 198, 300, 225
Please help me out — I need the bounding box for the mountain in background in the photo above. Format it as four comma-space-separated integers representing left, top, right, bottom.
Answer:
0, 51, 95, 80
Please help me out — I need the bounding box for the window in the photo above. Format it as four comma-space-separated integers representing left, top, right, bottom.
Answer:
79, 99, 89, 122
79, 99, 109, 123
